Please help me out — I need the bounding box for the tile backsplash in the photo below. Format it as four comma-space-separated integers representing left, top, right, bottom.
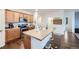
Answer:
5, 22, 33, 28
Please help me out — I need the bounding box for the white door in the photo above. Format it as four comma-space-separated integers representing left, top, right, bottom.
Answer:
0, 9, 5, 47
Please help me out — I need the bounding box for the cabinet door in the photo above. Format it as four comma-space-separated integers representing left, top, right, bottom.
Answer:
14, 12, 19, 22
6, 10, 14, 23
30, 15, 33, 22
5, 27, 20, 42
27, 15, 31, 22
5, 29, 14, 42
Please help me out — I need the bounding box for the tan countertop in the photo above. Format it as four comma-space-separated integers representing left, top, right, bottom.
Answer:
23, 29, 53, 41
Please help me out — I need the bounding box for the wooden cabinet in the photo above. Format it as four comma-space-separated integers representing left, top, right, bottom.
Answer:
5, 27, 20, 42
27, 15, 33, 22
28, 15, 31, 22
5, 9, 33, 23
5, 10, 20, 23
5, 10, 14, 23
14, 12, 20, 22
23, 35, 31, 49
30, 15, 33, 22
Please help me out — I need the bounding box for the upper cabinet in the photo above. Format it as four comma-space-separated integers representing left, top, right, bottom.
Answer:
5, 10, 14, 23
30, 15, 33, 22
28, 15, 33, 22
14, 12, 20, 22
5, 9, 33, 23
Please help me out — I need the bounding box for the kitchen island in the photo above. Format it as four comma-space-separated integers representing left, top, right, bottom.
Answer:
23, 29, 53, 49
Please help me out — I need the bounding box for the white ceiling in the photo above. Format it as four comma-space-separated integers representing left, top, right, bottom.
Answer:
22, 9, 79, 14
22, 9, 63, 13
21, 9, 79, 15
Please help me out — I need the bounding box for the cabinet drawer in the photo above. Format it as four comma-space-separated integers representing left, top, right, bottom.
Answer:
5, 27, 20, 42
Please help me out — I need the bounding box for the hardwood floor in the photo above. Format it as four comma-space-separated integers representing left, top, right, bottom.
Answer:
1, 39, 24, 49
52, 32, 79, 49
1, 32, 79, 49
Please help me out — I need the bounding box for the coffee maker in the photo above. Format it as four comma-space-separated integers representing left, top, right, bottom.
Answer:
8, 23, 14, 28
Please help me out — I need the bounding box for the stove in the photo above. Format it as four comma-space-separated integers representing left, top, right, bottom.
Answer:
18, 24, 28, 31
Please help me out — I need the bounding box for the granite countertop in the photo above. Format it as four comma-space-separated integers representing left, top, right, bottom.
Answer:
23, 29, 53, 41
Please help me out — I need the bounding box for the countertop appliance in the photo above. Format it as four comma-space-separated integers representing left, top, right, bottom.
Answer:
5, 23, 14, 29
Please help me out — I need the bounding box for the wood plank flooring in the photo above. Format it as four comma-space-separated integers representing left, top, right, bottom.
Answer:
1, 39, 24, 49
52, 32, 79, 49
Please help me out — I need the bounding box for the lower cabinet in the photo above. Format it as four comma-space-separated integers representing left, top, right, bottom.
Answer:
23, 34, 31, 49
5, 27, 20, 42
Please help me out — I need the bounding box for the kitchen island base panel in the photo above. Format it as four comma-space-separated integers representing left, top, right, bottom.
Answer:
31, 33, 52, 49
23, 34, 31, 49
